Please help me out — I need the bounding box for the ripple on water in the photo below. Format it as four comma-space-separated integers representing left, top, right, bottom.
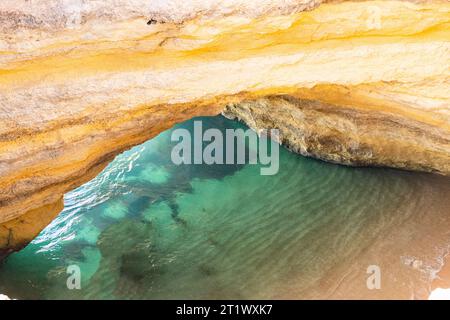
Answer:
0, 116, 449, 300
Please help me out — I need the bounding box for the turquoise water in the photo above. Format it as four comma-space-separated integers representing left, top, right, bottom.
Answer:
0, 116, 449, 299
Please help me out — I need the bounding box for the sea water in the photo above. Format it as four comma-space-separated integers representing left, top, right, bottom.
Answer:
0, 116, 449, 299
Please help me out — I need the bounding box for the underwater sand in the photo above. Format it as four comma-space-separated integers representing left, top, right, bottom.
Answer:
0, 116, 449, 299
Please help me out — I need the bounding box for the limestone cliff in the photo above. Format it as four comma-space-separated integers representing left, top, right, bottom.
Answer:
0, 0, 449, 257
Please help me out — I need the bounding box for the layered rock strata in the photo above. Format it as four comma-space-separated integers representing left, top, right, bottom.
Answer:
0, 0, 449, 256
223, 93, 450, 173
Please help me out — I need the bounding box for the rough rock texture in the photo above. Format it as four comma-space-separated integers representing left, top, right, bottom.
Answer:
223, 95, 450, 172
0, 198, 63, 260
0, 0, 449, 256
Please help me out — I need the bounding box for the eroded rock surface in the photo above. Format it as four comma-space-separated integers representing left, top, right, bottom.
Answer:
224, 95, 450, 173
0, 0, 449, 256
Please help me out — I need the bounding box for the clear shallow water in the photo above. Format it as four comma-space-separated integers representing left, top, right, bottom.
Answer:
0, 116, 449, 299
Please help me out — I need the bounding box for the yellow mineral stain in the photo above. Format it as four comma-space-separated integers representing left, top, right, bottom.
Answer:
0, 1, 448, 86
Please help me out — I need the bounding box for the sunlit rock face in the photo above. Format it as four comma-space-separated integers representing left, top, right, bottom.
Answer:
0, 0, 449, 256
